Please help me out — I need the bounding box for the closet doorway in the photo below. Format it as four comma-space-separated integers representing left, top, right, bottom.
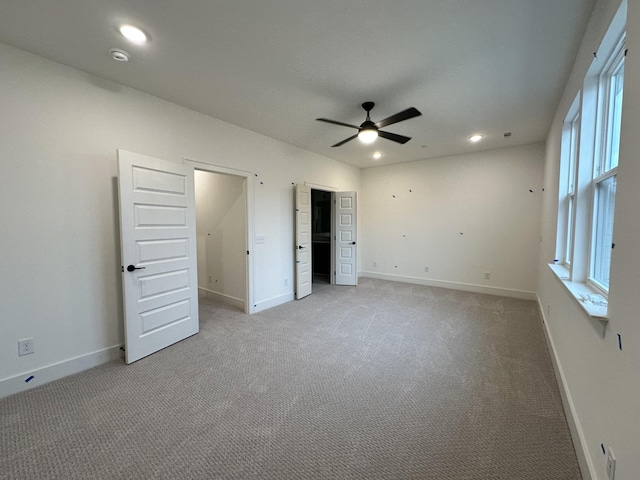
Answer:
294, 183, 357, 299
311, 189, 332, 291
192, 164, 253, 313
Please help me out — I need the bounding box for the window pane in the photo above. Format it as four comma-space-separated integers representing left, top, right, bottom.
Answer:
607, 63, 624, 170
566, 195, 574, 265
592, 175, 617, 288
568, 119, 578, 192
564, 113, 579, 265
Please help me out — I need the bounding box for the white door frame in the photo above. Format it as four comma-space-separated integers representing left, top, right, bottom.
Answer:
305, 182, 337, 286
184, 158, 255, 314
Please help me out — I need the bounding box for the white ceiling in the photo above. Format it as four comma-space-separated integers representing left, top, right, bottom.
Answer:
0, 0, 595, 168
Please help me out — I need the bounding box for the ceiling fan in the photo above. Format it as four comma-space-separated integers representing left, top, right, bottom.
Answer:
316, 102, 422, 147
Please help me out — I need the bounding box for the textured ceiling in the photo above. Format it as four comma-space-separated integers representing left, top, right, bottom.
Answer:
0, 0, 595, 168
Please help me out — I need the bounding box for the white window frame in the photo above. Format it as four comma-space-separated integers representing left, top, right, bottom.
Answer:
587, 41, 625, 294
551, 0, 626, 318
564, 110, 580, 267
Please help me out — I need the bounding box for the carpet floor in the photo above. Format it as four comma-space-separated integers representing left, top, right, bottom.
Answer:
0, 278, 581, 479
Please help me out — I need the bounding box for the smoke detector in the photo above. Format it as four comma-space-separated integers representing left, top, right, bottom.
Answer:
110, 48, 130, 62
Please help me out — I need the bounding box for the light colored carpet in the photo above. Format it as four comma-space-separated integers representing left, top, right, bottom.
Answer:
0, 278, 581, 479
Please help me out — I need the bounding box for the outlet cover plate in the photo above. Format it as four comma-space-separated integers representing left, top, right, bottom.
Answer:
18, 338, 34, 356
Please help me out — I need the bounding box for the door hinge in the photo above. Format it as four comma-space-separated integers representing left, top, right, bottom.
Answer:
247, 250, 250, 255
121, 266, 124, 272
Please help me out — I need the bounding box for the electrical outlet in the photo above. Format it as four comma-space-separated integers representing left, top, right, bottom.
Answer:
424, 266, 429, 272
484, 272, 491, 280
284, 278, 288, 287
373, 261, 377, 268
606, 448, 616, 480
255, 234, 265, 244
18, 338, 34, 356
208, 274, 212, 283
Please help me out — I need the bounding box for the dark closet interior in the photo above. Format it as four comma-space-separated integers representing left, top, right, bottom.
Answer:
311, 189, 331, 284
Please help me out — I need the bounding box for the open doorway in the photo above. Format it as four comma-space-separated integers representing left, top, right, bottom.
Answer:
194, 170, 248, 312
311, 189, 332, 291
295, 184, 357, 299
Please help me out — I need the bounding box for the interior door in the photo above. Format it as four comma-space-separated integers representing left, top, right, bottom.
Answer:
295, 184, 312, 299
335, 191, 358, 286
118, 150, 199, 364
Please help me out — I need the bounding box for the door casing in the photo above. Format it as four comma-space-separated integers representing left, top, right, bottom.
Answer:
184, 158, 254, 313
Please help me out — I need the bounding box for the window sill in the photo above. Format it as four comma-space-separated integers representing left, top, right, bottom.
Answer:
548, 264, 609, 320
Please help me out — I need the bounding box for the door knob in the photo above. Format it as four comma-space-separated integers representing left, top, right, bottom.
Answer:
298, 245, 304, 249
351, 242, 356, 245
126, 264, 146, 272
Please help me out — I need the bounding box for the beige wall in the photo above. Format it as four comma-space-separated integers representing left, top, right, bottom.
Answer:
361, 143, 544, 297
537, 0, 640, 479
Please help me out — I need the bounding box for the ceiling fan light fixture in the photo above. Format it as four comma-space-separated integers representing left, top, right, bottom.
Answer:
317, 102, 421, 147
358, 128, 378, 144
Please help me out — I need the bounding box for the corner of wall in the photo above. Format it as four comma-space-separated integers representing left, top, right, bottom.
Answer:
535, 293, 595, 480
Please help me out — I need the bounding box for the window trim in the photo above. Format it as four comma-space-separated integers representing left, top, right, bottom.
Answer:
586, 39, 625, 294
565, 111, 580, 267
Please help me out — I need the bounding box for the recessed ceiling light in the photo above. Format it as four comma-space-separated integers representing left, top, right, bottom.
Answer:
469, 134, 484, 143
119, 24, 147, 45
110, 48, 130, 62
372, 152, 383, 160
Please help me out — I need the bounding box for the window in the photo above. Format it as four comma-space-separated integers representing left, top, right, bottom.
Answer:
561, 107, 580, 267
556, 26, 625, 297
589, 47, 624, 292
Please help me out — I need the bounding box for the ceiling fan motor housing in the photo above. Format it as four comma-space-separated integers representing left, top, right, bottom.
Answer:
359, 120, 378, 132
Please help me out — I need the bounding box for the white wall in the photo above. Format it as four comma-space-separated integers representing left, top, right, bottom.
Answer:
195, 170, 246, 308
537, 0, 640, 479
360, 143, 544, 297
0, 43, 360, 396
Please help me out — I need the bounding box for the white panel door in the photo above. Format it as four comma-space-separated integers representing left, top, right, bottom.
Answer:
295, 184, 312, 299
118, 150, 199, 364
335, 191, 358, 286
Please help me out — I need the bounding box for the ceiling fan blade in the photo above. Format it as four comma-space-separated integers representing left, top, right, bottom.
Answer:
316, 118, 359, 129
378, 130, 411, 144
375, 107, 422, 129
331, 134, 359, 147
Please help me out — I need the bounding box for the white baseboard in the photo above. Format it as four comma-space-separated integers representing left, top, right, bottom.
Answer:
199, 287, 245, 311
536, 295, 595, 480
0, 345, 124, 400
252, 292, 294, 313
359, 271, 537, 300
